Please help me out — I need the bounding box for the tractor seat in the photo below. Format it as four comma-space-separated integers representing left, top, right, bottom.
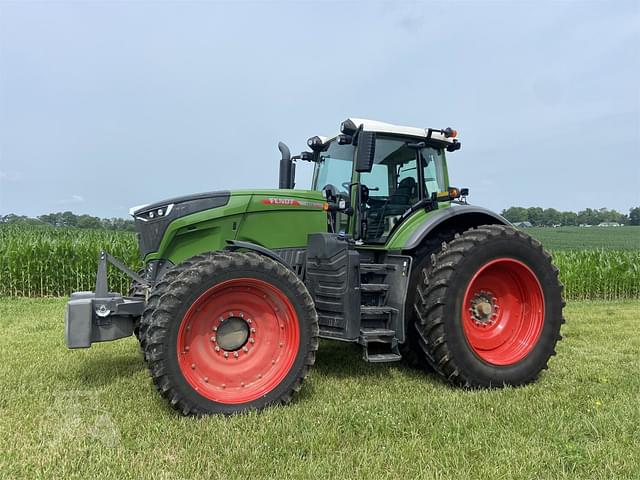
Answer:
365, 177, 418, 240
388, 177, 417, 208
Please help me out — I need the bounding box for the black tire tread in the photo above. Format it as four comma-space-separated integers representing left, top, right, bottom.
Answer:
400, 229, 456, 370
414, 224, 565, 387
138, 252, 220, 356
142, 251, 318, 415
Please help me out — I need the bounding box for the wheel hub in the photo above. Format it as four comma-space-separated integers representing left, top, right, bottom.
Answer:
215, 316, 250, 351
462, 258, 545, 366
176, 278, 301, 404
469, 290, 498, 326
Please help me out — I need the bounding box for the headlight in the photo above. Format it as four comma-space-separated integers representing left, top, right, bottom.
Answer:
135, 204, 174, 222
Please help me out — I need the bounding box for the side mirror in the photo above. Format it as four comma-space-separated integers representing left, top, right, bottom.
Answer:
355, 131, 376, 173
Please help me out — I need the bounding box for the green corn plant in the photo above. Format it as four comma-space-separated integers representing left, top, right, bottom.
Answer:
1, 225, 638, 300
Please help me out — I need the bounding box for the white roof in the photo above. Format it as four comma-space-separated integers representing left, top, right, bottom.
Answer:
347, 118, 457, 143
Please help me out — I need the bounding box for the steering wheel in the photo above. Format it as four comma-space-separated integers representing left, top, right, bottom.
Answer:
341, 182, 351, 192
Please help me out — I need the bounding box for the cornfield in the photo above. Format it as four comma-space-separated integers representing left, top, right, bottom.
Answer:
1, 225, 638, 300
553, 250, 640, 301
0, 225, 140, 297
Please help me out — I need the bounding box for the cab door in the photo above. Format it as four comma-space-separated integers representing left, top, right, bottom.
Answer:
358, 136, 421, 243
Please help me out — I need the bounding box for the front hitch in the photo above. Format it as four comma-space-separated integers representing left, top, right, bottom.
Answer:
64, 251, 148, 349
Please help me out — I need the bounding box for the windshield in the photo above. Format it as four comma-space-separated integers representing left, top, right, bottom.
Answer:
313, 141, 354, 193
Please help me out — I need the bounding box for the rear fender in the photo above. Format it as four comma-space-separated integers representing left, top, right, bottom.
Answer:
400, 205, 510, 252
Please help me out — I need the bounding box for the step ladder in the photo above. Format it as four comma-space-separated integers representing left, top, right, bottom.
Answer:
358, 262, 402, 362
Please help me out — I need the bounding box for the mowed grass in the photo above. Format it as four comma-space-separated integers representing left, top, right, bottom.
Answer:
526, 226, 640, 251
0, 299, 638, 479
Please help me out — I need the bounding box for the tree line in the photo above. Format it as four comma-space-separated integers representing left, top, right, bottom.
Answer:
2, 206, 639, 231
0, 211, 135, 231
501, 207, 640, 226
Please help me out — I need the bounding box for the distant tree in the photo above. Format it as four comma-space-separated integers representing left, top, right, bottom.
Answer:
38, 213, 60, 227
497, 206, 631, 226
577, 208, 598, 225
560, 211, 578, 226
60, 211, 78, 227
0, 214, 43, 226
76, 214, 102, 229
527, 207, 544, 226
629, 207, 640, 226
501, 207, 528, 223
542, 208, 562, 226
7, 211, 134, 231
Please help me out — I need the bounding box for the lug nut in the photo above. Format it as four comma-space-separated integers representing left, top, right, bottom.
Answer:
210, 336, 216, 342
243, 346, 248, 352
191, 363, 196, 370
233, 352, 239, 358
249, 338, 255, 344
204, 377, 208, 383
224, 352, 229, 358
185, 346, 190, 352
250, 327, 256, 333
215, 346, 220, 352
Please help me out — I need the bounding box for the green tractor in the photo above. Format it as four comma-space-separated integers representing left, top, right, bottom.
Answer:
65, 118, 564, 415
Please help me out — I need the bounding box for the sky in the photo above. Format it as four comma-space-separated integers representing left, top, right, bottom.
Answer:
0, 0, 638, 218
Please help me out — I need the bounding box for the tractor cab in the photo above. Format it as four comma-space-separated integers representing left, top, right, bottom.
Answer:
286, 118, 462, 243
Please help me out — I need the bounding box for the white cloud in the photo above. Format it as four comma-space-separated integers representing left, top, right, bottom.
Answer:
57, 194, 85, 205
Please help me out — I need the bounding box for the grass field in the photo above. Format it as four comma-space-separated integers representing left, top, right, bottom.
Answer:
526, 226, 640, 251
1, 298, 638, 479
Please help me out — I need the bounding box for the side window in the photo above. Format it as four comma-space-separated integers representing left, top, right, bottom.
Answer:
361, 137, 420, 242
366, 164, 389, 196
421, 148, 447, 196
360, 138, 417, 199
396, 161, 419, 204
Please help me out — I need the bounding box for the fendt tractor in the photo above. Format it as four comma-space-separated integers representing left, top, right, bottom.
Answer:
65, 118, 564, 415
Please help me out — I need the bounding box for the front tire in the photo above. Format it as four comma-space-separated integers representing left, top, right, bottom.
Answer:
143, 252, 319, 415
414, 225, 564, 387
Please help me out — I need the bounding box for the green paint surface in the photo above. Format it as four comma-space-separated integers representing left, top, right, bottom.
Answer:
145, 189, 327, 264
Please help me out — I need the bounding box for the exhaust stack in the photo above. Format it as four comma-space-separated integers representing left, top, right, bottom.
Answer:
278, 142, 294, 189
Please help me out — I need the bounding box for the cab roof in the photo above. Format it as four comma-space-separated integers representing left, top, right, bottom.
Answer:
343, 118, 458, 144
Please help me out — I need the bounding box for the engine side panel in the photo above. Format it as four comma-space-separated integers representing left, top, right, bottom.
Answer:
144, 190, 327, 266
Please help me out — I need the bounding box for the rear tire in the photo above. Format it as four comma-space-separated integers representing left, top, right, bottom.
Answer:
142, 251, 318, 415
414, 225, 565, 387
401, 230, 455, 370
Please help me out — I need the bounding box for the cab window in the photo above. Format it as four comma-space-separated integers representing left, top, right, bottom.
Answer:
360, 138, 419, 241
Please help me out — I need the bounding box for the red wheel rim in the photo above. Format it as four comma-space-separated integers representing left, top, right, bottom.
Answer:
462, 258, 544, 366
176, 278, 300, 404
